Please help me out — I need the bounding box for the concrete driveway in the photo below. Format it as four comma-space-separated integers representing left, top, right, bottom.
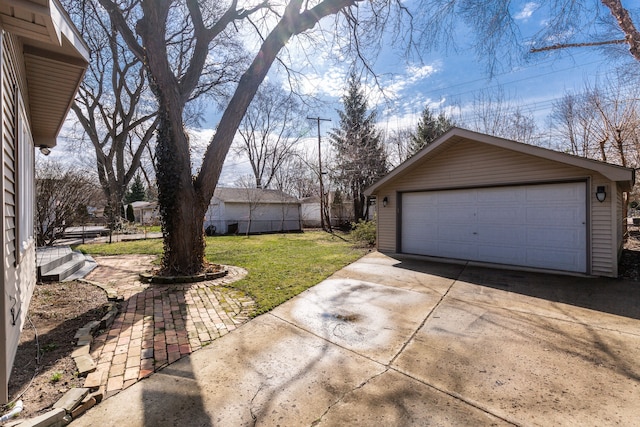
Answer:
71, 252, 640, 426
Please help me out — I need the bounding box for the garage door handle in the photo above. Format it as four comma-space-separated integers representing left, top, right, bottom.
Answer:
473, 232, 478, 235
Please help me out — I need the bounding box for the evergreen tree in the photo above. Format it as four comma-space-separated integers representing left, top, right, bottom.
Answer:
124, 175, 146, 204
126, 204, 135, 222
409, 107, 455, 156
329, 72, 387, 222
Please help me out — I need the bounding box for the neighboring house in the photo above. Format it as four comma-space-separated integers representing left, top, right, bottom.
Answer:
204, 187, 301, 234
0, 1, 89, 403
129, 201, 159, 225
300, 192, 357, 228
366, 128, 635, 278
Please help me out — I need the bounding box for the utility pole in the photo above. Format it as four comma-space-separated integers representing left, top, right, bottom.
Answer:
308, 116, 331, 231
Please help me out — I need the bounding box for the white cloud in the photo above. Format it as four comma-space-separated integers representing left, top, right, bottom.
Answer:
381, 63, 437, 101
297, 66, 348, 98
294, 61, 439, 107
515, 2, 538, 21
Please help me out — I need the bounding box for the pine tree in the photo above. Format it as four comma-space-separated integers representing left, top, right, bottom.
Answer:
124, 175, 146, 204
409, 106, 455, 156
329, 72, 387, 222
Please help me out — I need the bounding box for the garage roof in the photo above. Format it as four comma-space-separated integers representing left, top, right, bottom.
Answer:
214, 187, 300, 204
0, 0, 89, 147
366, 128, 635, 195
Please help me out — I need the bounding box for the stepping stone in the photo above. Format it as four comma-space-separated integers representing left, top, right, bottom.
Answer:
84, 320, 101, 334
83, 370, 104, 389
71, 345, 90, 358
74, 355, 97, 376
76, 334, 93, 346
53, 388, 89, 412
74, 328, 91, 340
17, 408, 66, 427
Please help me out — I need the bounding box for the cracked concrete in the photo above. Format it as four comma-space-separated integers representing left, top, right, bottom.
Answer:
71, 251, 640, 426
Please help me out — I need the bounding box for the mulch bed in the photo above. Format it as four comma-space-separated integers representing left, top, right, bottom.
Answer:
5, 281, 107, 419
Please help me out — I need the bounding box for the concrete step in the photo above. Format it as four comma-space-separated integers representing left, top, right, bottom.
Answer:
64, 255, 98, 282
36, 246, 74, 277
39, 252, 87, 282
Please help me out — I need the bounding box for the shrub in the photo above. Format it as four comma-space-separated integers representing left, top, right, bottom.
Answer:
126, 204, 135, 222
351, 219, 376, 246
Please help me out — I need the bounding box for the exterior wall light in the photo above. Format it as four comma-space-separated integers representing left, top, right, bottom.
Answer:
39, 146, 51, 156
382, 196, 388, 207
596, 186, 607, 203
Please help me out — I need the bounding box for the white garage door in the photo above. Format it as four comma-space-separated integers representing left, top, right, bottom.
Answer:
401, 182, 587, 273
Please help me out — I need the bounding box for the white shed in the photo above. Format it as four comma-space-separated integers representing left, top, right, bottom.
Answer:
204, 187, 302, 234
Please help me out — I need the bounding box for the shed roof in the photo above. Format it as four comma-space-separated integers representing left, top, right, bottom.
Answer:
366, 127, 635, 195
130, 201, 157, 209
214, 187, 299, 204
0, 0, 89, 147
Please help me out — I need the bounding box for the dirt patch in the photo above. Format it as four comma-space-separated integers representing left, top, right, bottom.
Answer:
4, 281, 107, 420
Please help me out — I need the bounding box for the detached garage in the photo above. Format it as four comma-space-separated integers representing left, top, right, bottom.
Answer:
366, 128, 635, 277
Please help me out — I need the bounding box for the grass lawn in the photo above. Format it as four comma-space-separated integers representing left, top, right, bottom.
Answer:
77, 231, 368, 315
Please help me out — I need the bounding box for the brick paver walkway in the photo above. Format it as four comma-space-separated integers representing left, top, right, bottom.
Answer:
82, 256, 254, 397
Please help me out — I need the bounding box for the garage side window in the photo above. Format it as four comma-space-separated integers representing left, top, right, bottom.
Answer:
15, 88, 34, 264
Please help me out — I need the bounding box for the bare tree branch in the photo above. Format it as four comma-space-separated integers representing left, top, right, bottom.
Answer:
530, 39, 626, 53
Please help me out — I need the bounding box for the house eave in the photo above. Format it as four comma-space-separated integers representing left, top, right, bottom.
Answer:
0, 0, 89, 148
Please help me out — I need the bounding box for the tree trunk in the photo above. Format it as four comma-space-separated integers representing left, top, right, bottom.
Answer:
156, 110, 207, 275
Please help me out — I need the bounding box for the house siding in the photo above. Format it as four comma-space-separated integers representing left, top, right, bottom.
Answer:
1, 32, 37, 403
373, 139, 620, 277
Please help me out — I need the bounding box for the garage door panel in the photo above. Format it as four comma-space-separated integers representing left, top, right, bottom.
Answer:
438, 191, 473, 204
526, 227, 585, 249
438, 208, 475, 223
526, 248, 583, 271
478, 225, 525, 244
401, 183, 587, 273
477, 244, 524, 265
477, 206, 523, 225
438, 224, 477, 241
526, 185, 581, 202
481, 187, 523, 202
438, 241, 478, 259
526, 207, 583, 226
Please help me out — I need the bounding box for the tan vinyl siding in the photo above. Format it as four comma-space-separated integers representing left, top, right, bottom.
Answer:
1, 32, 37, 403
617, 186, 625, 254
590, 179, 614, 277
2, 33, 17, 264
373, 139, 622, 277
376, 191, 397, 252
391, 141, 594, 191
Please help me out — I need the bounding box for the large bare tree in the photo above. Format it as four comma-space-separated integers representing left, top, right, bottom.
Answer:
98, 0, 403, 274
550, 73, 640, 168
467, 89, 539, 144
64, 1, 159, 229
234, 82, 305, 189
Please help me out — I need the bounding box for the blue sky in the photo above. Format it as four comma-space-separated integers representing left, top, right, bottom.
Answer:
210, 1, 640, 184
